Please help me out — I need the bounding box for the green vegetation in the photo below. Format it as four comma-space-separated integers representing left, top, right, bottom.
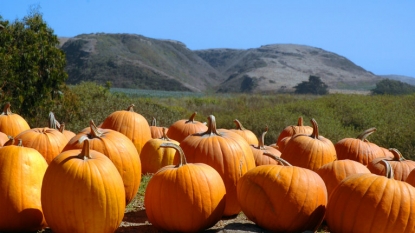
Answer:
0, 9, 67, 124
371, 78, 415, 95
294, 75, 329, 95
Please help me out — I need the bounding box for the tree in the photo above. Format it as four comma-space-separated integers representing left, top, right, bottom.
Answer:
294, 75, 328, 95
0, 8, 68, 124
371, 79, 415, 95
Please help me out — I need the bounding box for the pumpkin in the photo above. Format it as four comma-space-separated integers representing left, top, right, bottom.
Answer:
179, 115, 256, 216
405, 168, 415, 186
0, 139, 48, 232
316, 159, 371, 198
41, 138, 125, 233
145, 143, 226, 232
276, 116, 313, 144
0, 102, 30, 137
250, 126, 281, 166
326, 162, 415, 233
48, 112, 76, 141
335, 127, 385, 165
166, 112, 208, 143
140, 127, 179, 174
280, 118, 337, 171
229, 119, 259, 146
63, 120, 141, 205
0, 131, 8, 147
100, 104, 151, 155
276, 133, 292, 152
367, 148, 415, 181
14, 127, 67, 164
149, 117, 166, 139
237, 155, 327, 232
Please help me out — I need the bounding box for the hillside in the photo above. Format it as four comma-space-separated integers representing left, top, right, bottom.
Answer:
60, 33, 400, 93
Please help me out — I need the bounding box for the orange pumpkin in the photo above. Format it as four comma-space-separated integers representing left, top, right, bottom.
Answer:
145, 143, 226, 232
0, 102, 30, 137
179, 115, 256, 216
100, 104, 151, 155
14, 127, 67, 164
63, 120, 141, 205
166, 112, 208, 143
276, 116, 313, 144
367, 148, 415, 181
316, 159, 371, 198
326, 163, 415, 233
41, 138, 125, 233
335, 127, 385, 165
0, 131, 8, 147
229, 119, 259, 146
140, 127, 180, 174
237, 156, 327, 232
280, 118, 337, 171
250, 126, 281, 166
0, 139, 48, 232
149, 117, 166, 139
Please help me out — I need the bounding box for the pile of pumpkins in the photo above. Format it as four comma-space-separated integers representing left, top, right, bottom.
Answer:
1, 102, 415, 233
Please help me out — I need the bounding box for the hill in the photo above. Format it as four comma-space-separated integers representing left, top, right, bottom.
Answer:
60, 33, 396, 93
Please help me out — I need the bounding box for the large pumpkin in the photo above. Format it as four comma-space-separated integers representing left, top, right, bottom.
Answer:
326, 163, 415, 233
335, 127, 385, 165
367, 148, 415, 181
250, 126, 281, 166
179, 115, 256, 216
229, 119, 258, 146
316, 159, 371, 198
0, 102, 30, 137
14, 127, 68, 164
276, 116, 313, 144
140, 127, 180, 174
0, 139, 48, 232
280, 118, 337, 171
145, 143, 226, 232
100, 104, 151, 155
166, 112, 208, 143
237, 156, 327, 232
63, 120, 141, 205
41, 138, 125, 233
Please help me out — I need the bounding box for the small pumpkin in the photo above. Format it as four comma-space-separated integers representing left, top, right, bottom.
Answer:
280, 118, 337, 171
149, 117, 166, 139
140, 127, 180, 174
326, 162, 415, 233
250, 126, 281, 166
0, 102, 30, 137
367, 148, 415, 181
0, 139, 48, 232
237, 154, 327, 232
166, 112, 208, 143
41, 137, 125, 233
145, 143, 226, 232
229, 119, 259, 146
276, 116, 313, 144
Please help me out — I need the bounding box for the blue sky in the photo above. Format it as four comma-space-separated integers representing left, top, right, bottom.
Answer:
2, 1, 414, 78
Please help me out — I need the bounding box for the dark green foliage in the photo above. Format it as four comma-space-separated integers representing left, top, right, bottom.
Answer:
294, 75, 329, 95
371, 78, 415, 95
0, 9, 67, 124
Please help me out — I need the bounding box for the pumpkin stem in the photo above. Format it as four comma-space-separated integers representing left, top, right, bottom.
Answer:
297, 116, 304, 126
381, 159, 394, 179
3, 136, 15, 146
48, 112, 61, 129
58, 122, 66, 133
263, 152, 292, 166
255, 126, 268, 150
1, 102, 12, 115
126, 104, 135, 112
310, 118, 319, 139
204, 115, 221, 136
78, 136, 93, 160
389, 148, 405, 161
356, 127, 376, 141
185, 112, 197, 124
89, 120, 104, 138
151, 117, 157, 126
233, 119, 246, 130
160, 143, 187, 167
160, 127, 171, 141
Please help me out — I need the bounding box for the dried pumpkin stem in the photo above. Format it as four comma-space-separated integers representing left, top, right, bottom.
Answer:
126, 104, 135, 112
381, 159, 394, 179
263, 152, 292, 166
160, 143, 187, 167
233, 119, 246, 130
310, 118, 319, 139
48, 112, 61, 129
297, 116, 304, 126
205, 115, 221, 136
185, 112, 197, 124
356, 128, 376, 141
89, 120, 103, 138
78, 136, 93, 160
1, 102, 12, 115
389, 148, 405, 161
255, 126, 268, 150
160, 127, 170, 141
151, 117, 157, 126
